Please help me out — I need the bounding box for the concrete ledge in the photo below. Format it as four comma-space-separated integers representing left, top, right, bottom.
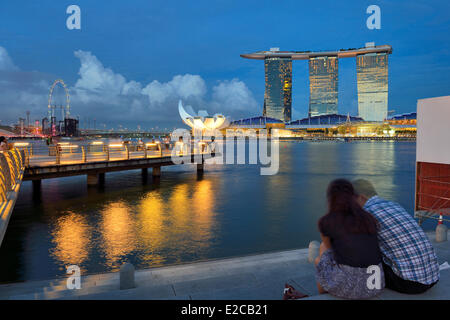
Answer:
0, 231, 448, 300
0, 248, 312, 300
303, 277, 450, 300
304, 230, 450, 300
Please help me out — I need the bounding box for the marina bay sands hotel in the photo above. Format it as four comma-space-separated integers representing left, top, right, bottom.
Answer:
241, 43, 392, 122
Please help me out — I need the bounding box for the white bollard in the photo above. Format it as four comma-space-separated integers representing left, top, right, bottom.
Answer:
308, 240, 320, 263
120, 263, 135, 290
436, 224, 448, 243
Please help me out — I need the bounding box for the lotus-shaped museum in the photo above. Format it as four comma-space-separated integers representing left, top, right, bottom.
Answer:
178, 100, 229, 131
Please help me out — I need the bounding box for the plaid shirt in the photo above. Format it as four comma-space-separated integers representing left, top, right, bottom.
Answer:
364, 196, 439, 285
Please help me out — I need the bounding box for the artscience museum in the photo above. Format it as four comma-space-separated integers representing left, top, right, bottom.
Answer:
178, 100, 229, 133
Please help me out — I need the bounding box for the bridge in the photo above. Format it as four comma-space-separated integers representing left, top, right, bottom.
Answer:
79, 129, 171, 139
0, 141, 216, 247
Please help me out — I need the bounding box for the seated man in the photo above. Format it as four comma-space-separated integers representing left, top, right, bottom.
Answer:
352, 179, 440, 294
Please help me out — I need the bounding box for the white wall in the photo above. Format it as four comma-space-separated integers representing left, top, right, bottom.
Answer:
417, 95, 450, 164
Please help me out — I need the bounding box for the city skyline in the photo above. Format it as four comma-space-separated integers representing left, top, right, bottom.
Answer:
0, 0, 449, 128
241, 44, 391, 122
0, 1, 449, 303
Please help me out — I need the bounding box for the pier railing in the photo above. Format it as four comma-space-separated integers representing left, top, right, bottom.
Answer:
0, 149, 26, 245
0, 149, 25, 201
13, 141, 212, 168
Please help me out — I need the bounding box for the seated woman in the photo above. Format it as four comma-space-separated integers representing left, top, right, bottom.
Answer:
315, 179, 384, 299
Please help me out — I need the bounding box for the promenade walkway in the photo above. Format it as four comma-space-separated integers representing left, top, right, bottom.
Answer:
0, 230, 449, 300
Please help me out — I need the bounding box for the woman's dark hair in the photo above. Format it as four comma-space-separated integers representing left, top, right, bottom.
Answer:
0, 136, 6, 143
318, 179, 378, 235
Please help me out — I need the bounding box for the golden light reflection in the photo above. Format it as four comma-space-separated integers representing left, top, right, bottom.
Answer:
168, 184, 191, 232
191, 180, 215, 242
135, 192, 166, 264
50, 179, 220, 271
51, 212, 92, 268
100, 201, 137, 266
134, 180, 218, 265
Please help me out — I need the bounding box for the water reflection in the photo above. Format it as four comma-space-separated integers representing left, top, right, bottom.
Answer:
49, 178, 218, 272
100, 201, 137, 268
263, 142, 294, 236
50, 212, 92, 270
191, 180, 216, 243
303, 142, 339, 175
169, 184, 191, 233
350, 142, 396, 197
136, 192, 166, 264
0, 142, 419, 282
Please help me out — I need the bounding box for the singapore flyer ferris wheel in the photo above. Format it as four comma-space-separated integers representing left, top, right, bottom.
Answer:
47, 79, 70, 120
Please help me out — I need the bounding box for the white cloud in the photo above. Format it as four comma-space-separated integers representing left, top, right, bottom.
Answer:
0, 46, 259, 127
74, 50, 125, 92
142, 74, 206, 104
122, 80, 142, 96
0, 46, 18, 71
211, 79, 258, 112
0, 46, 53, 122
72, 50, 143, 106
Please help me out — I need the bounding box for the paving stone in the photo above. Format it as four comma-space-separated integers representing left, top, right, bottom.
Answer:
172, 273, 257, 297
8, 292, 38, 300
1, 244, 449, 300
78, 284, 175, 300
190, 283, 282, 300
